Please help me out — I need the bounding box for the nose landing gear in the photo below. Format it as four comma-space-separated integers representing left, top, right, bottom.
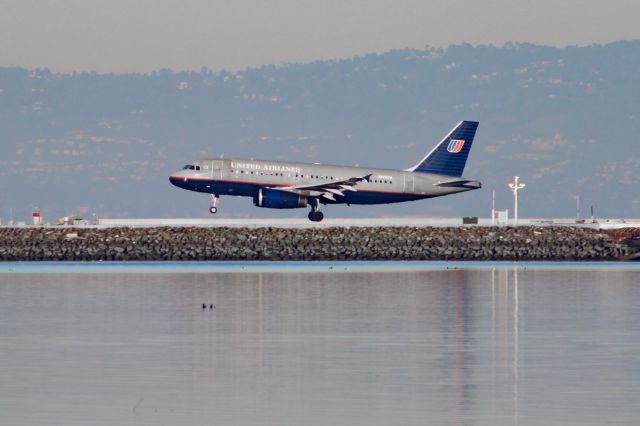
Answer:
308, 198, 324, 222
209, 194, 219, 215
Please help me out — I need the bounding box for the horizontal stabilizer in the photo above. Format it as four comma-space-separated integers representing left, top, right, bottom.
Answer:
435, 179, 482, 189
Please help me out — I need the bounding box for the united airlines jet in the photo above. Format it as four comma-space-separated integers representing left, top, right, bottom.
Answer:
170, 121, 481, 221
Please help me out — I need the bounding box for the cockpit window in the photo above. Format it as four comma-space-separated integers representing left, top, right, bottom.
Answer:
182, 164, 201, 171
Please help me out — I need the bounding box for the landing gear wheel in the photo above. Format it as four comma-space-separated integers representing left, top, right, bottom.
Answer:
308, 197, 324, 222
209, 194, 219, 215
308, 211, 324, 222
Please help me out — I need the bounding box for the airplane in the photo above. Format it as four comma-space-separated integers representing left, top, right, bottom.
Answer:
169, 121, 481, 222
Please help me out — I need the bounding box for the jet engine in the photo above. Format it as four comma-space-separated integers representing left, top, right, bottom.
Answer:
254, 188, 308, 209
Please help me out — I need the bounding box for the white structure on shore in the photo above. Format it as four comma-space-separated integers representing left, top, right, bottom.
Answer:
508, 176, 526, 225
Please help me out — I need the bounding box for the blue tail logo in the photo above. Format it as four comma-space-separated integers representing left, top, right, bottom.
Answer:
408, 121, 479, 177
447, 139, 465, 153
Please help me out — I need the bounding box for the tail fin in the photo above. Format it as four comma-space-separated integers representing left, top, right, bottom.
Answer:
407, 121, 479, 177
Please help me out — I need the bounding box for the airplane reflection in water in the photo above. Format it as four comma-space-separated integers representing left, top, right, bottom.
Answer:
188, 266, 524, 425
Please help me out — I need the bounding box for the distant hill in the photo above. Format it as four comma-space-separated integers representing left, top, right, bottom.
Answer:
1, 41, 639, 221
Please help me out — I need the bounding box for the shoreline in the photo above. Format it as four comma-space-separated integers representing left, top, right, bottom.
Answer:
1, 226, 638, 262
2, 260, 640, 274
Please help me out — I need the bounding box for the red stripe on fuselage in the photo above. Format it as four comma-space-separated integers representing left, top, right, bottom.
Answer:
170, 176, 416, 196
170, 175, 289, 187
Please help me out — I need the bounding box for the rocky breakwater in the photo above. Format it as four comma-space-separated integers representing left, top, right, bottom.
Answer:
0, 226, 638, 261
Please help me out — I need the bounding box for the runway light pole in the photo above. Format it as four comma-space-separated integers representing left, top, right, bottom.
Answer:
491, 190, 496, 224
508, 176, 525, 225
572, 194, 581, 221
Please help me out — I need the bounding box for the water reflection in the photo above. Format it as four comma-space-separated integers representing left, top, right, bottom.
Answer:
1, 265, 640, 425
490, 267, 520, 426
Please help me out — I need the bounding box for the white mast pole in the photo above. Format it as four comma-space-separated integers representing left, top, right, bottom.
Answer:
508, 176, 526, 225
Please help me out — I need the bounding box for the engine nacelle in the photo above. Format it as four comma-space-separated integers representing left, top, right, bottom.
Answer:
254, 188, 308, 209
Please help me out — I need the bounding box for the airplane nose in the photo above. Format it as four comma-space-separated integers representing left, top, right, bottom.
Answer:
169, 173, 187, 188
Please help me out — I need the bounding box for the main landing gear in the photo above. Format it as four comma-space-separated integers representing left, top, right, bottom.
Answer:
308, 198, 324, 222
209, 194, 219, 215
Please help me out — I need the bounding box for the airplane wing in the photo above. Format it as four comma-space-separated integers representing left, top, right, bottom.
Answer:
269, 174, 372, 201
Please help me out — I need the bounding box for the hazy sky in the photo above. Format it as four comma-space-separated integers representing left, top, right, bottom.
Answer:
1, 0, 639, 73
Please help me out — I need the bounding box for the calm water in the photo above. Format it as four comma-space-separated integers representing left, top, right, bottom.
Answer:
1, 262, 640, 425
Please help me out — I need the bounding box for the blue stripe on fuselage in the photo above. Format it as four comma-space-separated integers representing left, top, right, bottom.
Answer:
169, 176, 426, 205
336, 191, 423, 205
